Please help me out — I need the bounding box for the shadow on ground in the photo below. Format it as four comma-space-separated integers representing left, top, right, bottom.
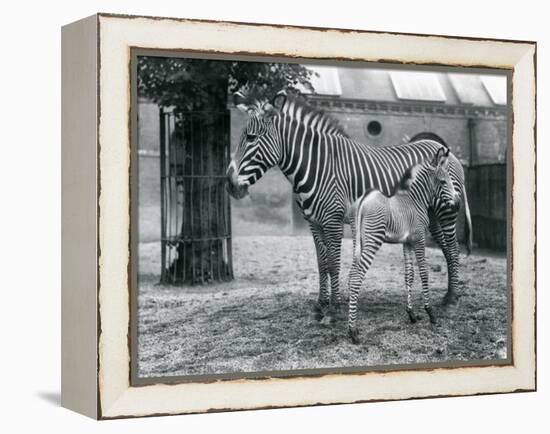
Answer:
37, 391, 61, 407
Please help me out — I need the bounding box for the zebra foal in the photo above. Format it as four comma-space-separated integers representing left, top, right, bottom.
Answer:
347, 148, 457, 345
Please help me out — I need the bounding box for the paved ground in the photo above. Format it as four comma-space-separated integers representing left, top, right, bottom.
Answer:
137, 236, 508, 379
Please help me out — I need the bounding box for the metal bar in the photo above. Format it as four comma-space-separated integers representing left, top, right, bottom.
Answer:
190, 113, 196, 284
208, 115, 220, 280
467, 118, 476, 167
161, 175, 228, 180
214, 116, 221, 282
168, 113, 175, 283
159, 108, 167, 283
198, 114, 205, 284
168, 114, 175, 282
225, 111, 234, 280
220, 113, 226, 281
181, 115, 187, 285
163, 235, 232, 243
213, 180, 219, 282
209, 116, 215, 283
217, 113, 224, 281
173, 112, 181, 283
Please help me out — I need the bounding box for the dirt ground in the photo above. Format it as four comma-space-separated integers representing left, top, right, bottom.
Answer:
137, 236, 508, 379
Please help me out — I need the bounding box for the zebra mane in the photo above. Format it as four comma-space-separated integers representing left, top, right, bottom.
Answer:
393, 162, 429, 195
281, 96, 349, 138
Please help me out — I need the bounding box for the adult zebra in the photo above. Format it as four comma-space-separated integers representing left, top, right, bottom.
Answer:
226, 91, 472, 315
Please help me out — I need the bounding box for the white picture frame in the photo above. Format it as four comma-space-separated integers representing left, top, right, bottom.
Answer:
61, 13, 536, 419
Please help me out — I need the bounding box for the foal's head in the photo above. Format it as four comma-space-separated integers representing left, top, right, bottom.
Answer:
403, 148, 457, 210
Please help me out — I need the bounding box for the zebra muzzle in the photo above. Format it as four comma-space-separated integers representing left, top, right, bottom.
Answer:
226, 165, 249, 199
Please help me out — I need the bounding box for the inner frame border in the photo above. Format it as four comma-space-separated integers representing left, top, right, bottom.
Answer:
128, 47, 514, 387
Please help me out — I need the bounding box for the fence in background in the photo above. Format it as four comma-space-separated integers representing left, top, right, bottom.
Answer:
467, 163, 507, 250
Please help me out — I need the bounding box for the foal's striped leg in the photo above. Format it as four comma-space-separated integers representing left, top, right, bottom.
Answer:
414, 237, 437, 324
348, 231, 384, 344
403, 244, 417, 323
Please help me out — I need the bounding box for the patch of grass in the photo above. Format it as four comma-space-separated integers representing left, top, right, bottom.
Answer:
137, 236, 508, 378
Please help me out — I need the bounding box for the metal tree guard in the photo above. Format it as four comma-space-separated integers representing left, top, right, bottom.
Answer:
159, 108, 234, 284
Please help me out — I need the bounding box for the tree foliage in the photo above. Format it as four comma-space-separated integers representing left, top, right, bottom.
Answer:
138, 56, 317, 284
137, 56, 316, 111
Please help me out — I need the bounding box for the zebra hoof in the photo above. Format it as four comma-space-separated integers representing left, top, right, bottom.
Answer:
442, 292, 458, 306
314, 300, 329, 312
313, 302, 329, 316
329, 305, 346, 321
425, 307, 437, 324
349, 328, 360, 345
313, 301, 330, 319
406, 308, 417, 324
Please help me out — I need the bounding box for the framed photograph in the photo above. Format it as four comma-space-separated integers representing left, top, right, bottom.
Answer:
61, 13, 536, 419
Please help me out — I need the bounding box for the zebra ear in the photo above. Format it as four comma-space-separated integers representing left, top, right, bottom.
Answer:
233, 91, 249, 113
430, 147, 445, 168
436, 148, 450, 169
272, 90, 287, 111
263, 102, 276, 116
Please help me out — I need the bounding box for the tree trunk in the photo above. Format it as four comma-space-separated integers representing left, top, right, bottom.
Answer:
163, 111, 233, 285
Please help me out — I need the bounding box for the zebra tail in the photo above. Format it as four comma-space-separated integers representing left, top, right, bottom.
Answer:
354, 199, 365, 260
463, 185, 473, 255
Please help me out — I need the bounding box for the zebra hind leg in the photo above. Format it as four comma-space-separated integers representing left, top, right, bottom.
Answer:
414, 237, 437, 325
347, 259, 364, 344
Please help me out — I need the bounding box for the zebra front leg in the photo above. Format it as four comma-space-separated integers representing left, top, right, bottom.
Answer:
414, 238, 437, 324
325, 222, 345, 310
428, 209, 447, 253
429, 210, 459, 305
310, 224, 330, 319
441, 227, 459, 306
431, 210, 460, 306
403, 244, 417, 323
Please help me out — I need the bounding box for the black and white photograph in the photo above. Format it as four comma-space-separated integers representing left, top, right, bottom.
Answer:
133, 53, 510, 381
1, 0, 544, 428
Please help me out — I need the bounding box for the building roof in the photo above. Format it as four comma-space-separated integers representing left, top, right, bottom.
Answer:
304, 66, 507, 107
